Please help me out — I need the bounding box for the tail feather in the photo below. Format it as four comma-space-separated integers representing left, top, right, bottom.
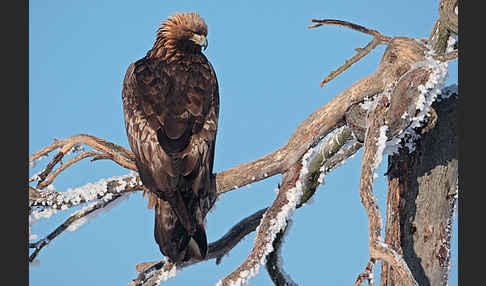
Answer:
154, 197, 207, 262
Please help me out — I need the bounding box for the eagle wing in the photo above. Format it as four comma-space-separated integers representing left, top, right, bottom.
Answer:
122, 55, 219, 261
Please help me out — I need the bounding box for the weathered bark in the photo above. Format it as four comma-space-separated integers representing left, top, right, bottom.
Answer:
381, 94, 458, 286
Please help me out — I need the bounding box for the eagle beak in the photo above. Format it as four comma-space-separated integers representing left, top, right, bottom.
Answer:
191, 34, 208, 51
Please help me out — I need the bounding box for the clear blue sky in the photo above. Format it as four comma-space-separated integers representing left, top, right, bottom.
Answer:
29, 0, 458, 285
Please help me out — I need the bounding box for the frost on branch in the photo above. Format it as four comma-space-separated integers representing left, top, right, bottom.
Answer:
265, 220, 298, 286
29, 173, 141, 263
353, 36, 452, 285
217, 149, 314, 286
29, 173, 140, 211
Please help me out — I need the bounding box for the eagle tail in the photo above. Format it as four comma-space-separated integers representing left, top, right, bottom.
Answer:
154, 193, 208, 262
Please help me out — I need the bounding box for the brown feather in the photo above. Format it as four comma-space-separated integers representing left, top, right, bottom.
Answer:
122, 12, 218, 263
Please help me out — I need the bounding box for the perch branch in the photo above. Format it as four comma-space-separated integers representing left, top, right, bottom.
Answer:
32, 35, 422, 201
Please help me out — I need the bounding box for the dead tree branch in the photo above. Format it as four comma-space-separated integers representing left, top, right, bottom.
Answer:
357, 94, 418, 286
308, 19, 392, 87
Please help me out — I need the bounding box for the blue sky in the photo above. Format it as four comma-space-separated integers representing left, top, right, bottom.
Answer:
29, 1, 458, 285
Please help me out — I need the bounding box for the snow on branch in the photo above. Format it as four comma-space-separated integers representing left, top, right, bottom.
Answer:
265, 220, 298, 286
29, 173, 143, 211
216, 159, 307, 286
353, 37, 450, 285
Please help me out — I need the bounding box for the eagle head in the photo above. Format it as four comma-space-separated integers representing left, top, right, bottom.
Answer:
149, 12, 209, 61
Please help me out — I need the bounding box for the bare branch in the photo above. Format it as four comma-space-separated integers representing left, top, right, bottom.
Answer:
357, 94, 417, 285
30, 134, 137, 190
36, 151, 103, 189
319, 38, 382, 87
308, 19, 392, 88
308, 19, 392, 43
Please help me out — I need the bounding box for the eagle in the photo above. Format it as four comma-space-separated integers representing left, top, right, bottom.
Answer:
122, 12, 219, 263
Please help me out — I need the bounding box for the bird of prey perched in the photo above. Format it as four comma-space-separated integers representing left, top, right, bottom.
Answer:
122, 12, 219, 263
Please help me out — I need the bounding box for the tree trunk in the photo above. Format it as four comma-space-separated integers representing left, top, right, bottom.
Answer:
380, 93, 458, 286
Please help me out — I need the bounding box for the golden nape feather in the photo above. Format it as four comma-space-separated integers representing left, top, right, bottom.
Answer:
122, 11, 219, 263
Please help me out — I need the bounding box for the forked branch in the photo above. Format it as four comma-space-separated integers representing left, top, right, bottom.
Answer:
309, 19, 392, 87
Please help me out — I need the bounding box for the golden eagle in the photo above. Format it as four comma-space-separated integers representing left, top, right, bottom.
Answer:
122, 12, 219, 263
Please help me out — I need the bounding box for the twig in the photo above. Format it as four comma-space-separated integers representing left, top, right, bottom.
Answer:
37, 151, 104, 189
30, 134, 137, 190
309, 19, 391, 42
320, 38, 382, 87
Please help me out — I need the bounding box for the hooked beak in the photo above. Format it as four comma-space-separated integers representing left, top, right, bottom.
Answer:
191, 34, 208, 51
